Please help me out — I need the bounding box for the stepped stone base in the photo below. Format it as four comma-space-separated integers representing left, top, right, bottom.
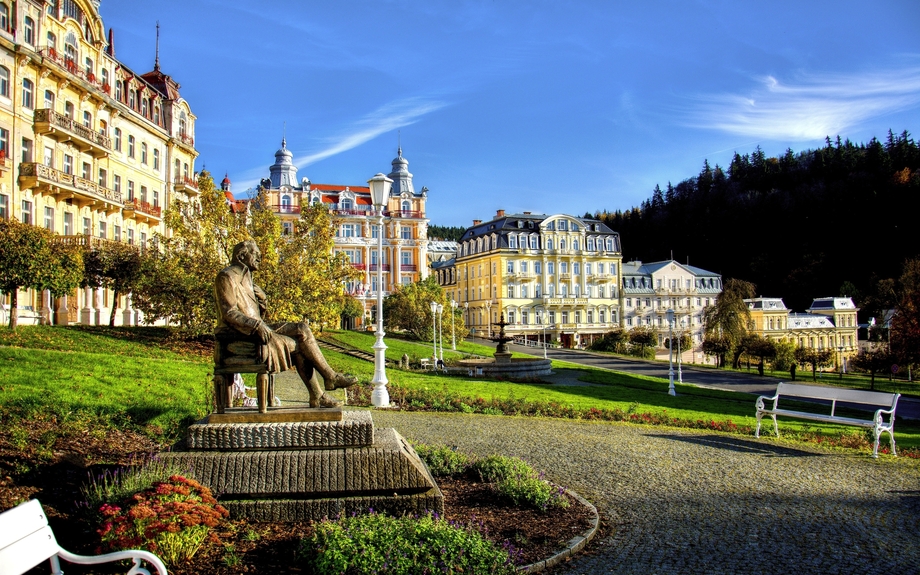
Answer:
188, 410, 373, 450
161, 411, 442, 522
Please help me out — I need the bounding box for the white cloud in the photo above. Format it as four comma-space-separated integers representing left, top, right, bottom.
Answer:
233, 97, 448, 192
682, 65, 920, 140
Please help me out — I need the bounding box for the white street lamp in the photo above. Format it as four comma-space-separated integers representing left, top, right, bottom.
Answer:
430, 301, 438, 361
666, 308, 676, 396
678, 317, 684, 383
367, 173, 393, 408
450, 299, 458, 350
485, 299, 492, 338
436, 302, 444, 363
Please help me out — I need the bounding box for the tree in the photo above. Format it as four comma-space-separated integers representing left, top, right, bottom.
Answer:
701, 337, 731, 368
383, 276, 466, 344
890, 258, 920, 371
702, 278, 756, 368
739, 334, 776, 376
133, 170, 248, 335
0, 220, 83, 330
590, 328, 629, 353
850, 349, 894, 390
628, 326, 656, 348
772, 340, 796, 372
793, 347, 834, 382
94, 243, 146, 327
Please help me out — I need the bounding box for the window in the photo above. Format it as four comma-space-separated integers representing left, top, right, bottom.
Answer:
128, 135, 135, 158
98, 168, 106, 187
401, 251, 411, 265
599, 310, 606, 323
115, 80, 122, 101
545, 238, 553, 250
43, 207, 54, 230
127, 228, 134, 245
84, 57, 93, 79
81, 217, 89, 235
22, 79, 34, 109
535, 284, 542, 297
507, 311, 516, 324
81, 162, 89, 179
83, 110, 91, 128
401, 226, 411, 240
153, 105, 159, 124
21, 200, 32, 225
140, 185, 147, 203
101, 68, 108, 89
522, 311, 529, 325
506, 261, 514, 273
508, 235, 517, 249
64, 32, 77, 65
0, 66, 8, 97
547, 262, 555, 274
43, 146, 53, 167
24, 16, 34, 45
114, 224, 121, 241
141, 99, 148, 117
21, 137, 32, 162
561, 262, 568, 274
64, 101, 74, 119
140, 142, 147, 164
113, 175, 121, 195
152, 191, 159, 207
128, 90, 135, 108
98, 219, 106, 239
530, 235, 538, 249
0, 4, 8, 32
598, 286, 605, 298
114, 128, 121, 151
534, 261, 542, 274
153, 149, 159, 170
507, 286, 514, 298
63, 212, 72, 235
573, 263, 581, 275
560, 239, 566, 251
587, 238, 594, 251
46, 32, 55, 53
0, 194, 6, 219
521, 285, 528, 298
44, 89, 54, 109
127, 180, 134, 201
179, 111, 187, 136
63, 154, 72, 174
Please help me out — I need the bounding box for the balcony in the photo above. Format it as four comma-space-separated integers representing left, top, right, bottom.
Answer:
400, 264, 417, 272
351, 263, 367, 271
542, 297, 590, 306
508, 272, 536, 282
173, 176, 199, 195
56, 234, 127, 251
37, 49, 108, 95
368, 264, 391, 272
174, 132, 196, 152
123, 198, 161, 224
0, 151, 10, 175
19, 163, 122, 213
385, 210, 424, 219
271, 204, 302, 215
33, 109, 111, 158
591, 273, 615, 283
333, 208, 373, 217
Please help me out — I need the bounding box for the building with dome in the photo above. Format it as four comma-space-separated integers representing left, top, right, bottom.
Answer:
0, 0, 199, 326
254, 141, 430, 327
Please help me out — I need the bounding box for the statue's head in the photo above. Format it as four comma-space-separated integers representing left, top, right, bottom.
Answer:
232, 240, 261, 271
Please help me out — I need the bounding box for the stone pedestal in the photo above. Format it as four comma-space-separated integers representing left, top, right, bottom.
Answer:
159, 410, 442, 522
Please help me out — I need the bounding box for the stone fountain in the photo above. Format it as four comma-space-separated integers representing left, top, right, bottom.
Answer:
458, 313, 552, 378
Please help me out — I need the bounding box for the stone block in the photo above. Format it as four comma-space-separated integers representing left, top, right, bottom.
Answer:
186, 410, 374, 450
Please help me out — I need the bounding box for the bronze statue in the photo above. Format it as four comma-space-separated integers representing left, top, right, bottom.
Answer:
215, 240, 356, 408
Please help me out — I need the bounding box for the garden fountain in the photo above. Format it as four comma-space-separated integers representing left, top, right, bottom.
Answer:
458, 313, 553, 378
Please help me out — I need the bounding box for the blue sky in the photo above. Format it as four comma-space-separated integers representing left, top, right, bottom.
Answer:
99, 1, 920, 228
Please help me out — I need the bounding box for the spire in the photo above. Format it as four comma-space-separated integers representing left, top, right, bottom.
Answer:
154, 21, 160, 71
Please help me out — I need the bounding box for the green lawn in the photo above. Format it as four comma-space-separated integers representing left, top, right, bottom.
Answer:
2, 326, 917, 454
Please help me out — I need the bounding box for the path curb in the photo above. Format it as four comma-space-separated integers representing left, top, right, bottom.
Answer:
518, 486, 600, 573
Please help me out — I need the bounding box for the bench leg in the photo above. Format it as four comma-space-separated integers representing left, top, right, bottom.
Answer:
755, 412, 762, 438
257, 373, 269, 414
772, 415, 779, 437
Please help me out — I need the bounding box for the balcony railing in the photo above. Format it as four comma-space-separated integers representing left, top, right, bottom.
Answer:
176, 132, 195, 148
333, 208, 374, 216
542, 297, 590, 306
19, 163, 122, 210
368, 264, 391, 272
385, 210, 423, 219
272, 204, 301, 214
173, 176, 199, 194
56, 234, 127, 250
37, 49, 107, 92
124, 198, 161, 218
351, 263, 367, 270
0, 151, 10, 174
33, 108, 111, 158
400, 264, 417, 272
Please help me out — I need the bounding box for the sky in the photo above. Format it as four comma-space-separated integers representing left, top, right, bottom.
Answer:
98, 0, 920, 228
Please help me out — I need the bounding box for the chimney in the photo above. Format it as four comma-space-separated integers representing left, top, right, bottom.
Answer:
523, 211, 531, 215
473, 219, 482, 226
496, 209, 505, 218
107, 28, 115, 57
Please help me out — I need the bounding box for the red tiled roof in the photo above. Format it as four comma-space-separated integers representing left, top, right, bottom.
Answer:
310, 183, 371, 193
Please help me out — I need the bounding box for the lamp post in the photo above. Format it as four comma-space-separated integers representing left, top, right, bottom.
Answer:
464, 301, 469, 338
436, 302, 444, 363
536, 309, 547, 359
677, 317, 685, 383
450, 299, 458, 350
666, 308, 676, 396
485, 299, 492, 338
367, 173, 393, 407
430, 301, 438, 361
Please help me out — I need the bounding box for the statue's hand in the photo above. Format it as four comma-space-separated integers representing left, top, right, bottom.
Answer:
255, 321, 273, 343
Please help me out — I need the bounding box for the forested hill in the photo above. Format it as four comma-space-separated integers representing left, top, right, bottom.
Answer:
428, 225, 465, 241
597, 131, 920, 312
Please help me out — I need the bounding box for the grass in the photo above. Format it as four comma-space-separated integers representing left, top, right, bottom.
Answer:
2, 326, 918, 454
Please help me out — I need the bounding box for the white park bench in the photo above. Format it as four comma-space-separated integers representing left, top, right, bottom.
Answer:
755, 382, 900, 457
0, 499, 167, 575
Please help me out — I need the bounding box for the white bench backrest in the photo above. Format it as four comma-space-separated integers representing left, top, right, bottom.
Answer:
0, 500, 60, 575
777, 382, 898, 407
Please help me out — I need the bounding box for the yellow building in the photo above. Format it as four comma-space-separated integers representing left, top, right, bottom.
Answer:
0, 0, 198, 325
745, 296, 859, 363
451, 210, 622, 349
255, 143, 430, 327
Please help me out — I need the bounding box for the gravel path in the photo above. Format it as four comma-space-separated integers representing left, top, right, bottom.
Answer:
368, 410, 920, 575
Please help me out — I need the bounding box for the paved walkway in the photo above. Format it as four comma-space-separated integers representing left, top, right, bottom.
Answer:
367, 410, 920, 575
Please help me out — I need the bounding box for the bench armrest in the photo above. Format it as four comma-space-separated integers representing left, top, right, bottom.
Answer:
57, 547, 167, 575
755, 393, 779, 411
873, 406, 896, 426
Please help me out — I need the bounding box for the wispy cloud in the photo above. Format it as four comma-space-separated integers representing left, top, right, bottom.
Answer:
682, 65, 920, 140
232, 97, 449, 192
294, 97, 449, 168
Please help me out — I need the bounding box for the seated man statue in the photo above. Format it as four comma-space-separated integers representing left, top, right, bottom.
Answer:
215, 240, 356, 408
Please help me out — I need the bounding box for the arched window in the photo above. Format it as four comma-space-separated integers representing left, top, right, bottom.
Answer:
64, 32, 77, 66
140, 142, 147, 164
153, 105, 160, 124
115, 80, 122, 101
0, 5, 9, 33
560, 239, 566, 251
24, 17, 35, 45
545, 238, 553, 250
153, 148, 159, 170
401, 200, 410, 212
179, 111, 187, 136
141, 99, 148, 117
341, 198, 353, 211
281, 195, 292, 212
46, 32, 56, 54
21, 79, 34, 109
44, 89, 54, 109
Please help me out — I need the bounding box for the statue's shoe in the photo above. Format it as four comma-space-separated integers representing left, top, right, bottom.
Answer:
310, 393, 342, 408
324, 373, 358, 391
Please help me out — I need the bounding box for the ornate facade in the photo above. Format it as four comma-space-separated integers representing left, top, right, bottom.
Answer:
256, 142, 430, 326
0, 0, 199, 325
746, 296, 859, 363
450, 210, 622, 349
620, 260, 723, 348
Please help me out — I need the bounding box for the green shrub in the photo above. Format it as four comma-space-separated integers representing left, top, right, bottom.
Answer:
472, 455, 569, 512
81, 457, 190, 519
299, 512, 518, 574
413, 443, 473, 476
